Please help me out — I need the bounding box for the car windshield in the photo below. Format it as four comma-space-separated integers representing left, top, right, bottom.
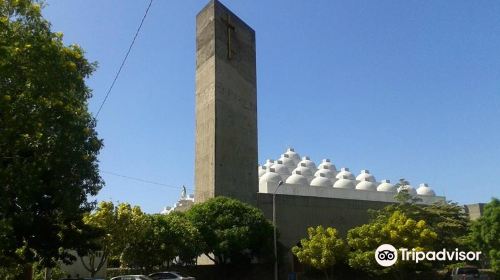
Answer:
457, 268, 479, 274
175, 272, 191, 277
149, 273, 167, 278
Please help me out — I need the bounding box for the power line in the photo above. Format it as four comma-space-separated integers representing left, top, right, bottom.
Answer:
95, 0, 154, 118
102, 170, 193, 191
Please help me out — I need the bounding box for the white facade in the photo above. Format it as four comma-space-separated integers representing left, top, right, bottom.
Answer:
167, 148, 445, 213
59, 251, 106, 279
161, 186, 195, 214
258, 148, 445, 204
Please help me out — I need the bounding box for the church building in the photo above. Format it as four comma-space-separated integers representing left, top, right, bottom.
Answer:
164, 0, 455, 273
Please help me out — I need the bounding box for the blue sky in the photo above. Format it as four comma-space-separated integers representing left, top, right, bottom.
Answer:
42, 0, 499, 213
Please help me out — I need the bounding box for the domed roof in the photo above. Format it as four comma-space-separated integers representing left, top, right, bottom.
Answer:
356, 179, 378, 191
284, 148, 301, 165
318, 159, 337, 172
314, 165, 336, 179
259, 168, 282, 185
333, 176, 355, 189
278, 154, 296, 171
298, 156, 317, 172
416, 183, 436, 196
263, 159, 275, 168
258, 165, 267, 177
377, 179, 396, 192
310, 174, 333, 187
356, 169, 375, 182
397, 184, 417, 196
286, 170, 308, 185
273, 160, 292, 180
335, 167, 355, 180
292, 164, 314, 178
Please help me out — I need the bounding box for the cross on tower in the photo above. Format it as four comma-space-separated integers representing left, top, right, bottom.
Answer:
221, 13, 236, 60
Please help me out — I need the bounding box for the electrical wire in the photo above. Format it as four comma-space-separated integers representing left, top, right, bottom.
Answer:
102, 170, 193, 191
95, 0, 154, 117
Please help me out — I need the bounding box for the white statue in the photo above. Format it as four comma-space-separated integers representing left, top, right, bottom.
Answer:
181, 185, 187, 199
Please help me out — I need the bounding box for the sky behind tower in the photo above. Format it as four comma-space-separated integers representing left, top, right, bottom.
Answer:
42, 0, 500, 213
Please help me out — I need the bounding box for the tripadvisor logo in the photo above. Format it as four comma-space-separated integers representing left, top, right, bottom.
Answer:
375, 244, 482, 267
375, 244, 398, 267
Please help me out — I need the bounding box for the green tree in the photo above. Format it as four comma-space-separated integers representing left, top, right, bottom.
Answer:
121, 212, 203, 270
292, 226, 347, 280
471, 198, 500, 273
32, 263, 65, 280
0, 0, 103, 278
0, 265, 23, 280
82, 202, 146, 275
0, 261, 65, 280
347, 211, 437, 279
420, 201, 470, 251
371, 189, 471, 263
121, 214, 169, 271
165, 212, 204, 265
186, 197, 274, 266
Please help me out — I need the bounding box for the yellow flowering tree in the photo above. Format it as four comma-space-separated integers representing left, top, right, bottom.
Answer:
347, 211, 437, 279
292, 226, 347, 280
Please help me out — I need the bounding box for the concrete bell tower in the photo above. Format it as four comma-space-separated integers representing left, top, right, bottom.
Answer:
194, 1, 258, 205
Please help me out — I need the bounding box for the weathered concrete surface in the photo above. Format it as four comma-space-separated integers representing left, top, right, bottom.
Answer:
195, 1, 258, 205
257, 193, 391, 276
464, 203, 485, 221
257, 193, 390, 247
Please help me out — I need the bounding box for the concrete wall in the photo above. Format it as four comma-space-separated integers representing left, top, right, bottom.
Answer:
255, 187, 445, 274
464, 203, 485, 220
195, 0, 258, 206
257, 193, 391, 246
256, 192, 393, 276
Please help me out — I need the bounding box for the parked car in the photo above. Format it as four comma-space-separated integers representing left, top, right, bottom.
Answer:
60, 278, 105, 280
110, 275, 154, 280
451, 267, 480, 279
149, 271, 195, 280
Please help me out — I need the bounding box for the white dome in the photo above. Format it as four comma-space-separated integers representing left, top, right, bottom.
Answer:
292, 164, 314, 179
416, 183, 436, 196
259, 169, 282, 185
333, 176, 356, 189
298, 156, 317, 172
356, 179, 378, 191
284, 148, 301, 165
314, 165, 336, 179
397, 184, 417, 196
273, 160, 292, 180
356, 169, 375, 182
317, 159, 337, 172
335, 167, 355, 180
258, 165, 267, 177
278, 154, 296, 171
161, 206, 173, 215
377, 179, 396, 192
286, 170, 308, 185
263, 159, 275, 168
310, 174, 333, 187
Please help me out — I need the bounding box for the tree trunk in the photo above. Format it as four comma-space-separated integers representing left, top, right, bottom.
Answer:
323, 269, 329, 280
80, 251, 107, 278
23, 264, 33, 280
44, 267, 52, 280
